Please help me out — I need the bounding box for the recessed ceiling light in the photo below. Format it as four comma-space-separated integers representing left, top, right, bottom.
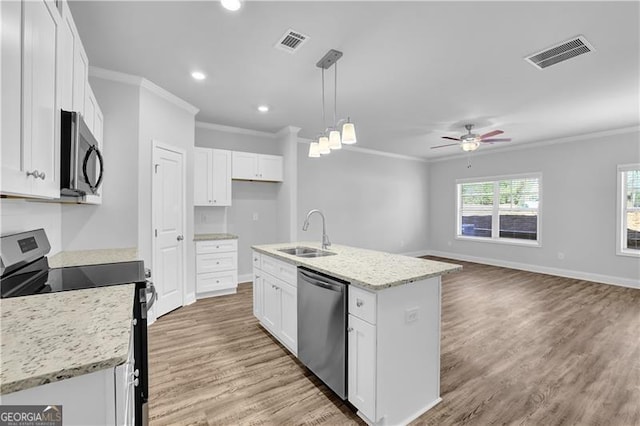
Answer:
221, 0, 241, 11
191, 71, 206, 81
257, 105, 269, 113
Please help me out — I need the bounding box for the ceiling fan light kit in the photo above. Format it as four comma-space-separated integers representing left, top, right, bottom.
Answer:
308, 49, 357, 158
432, 123, 511, 153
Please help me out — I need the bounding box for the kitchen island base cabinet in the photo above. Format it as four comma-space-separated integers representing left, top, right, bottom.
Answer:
349, 278, 442, 426
252, 251, 297, 355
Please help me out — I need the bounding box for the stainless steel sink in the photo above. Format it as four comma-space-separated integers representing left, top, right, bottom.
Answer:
278, 246, 336, 258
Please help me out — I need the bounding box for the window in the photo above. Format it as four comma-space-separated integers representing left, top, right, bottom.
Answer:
617, 165, 640, 256
457, 174, 541, 245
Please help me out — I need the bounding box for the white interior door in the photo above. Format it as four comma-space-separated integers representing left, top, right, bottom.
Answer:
152, 143, 185, 318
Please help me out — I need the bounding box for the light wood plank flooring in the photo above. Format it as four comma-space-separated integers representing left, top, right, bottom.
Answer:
148, 259, 640, 425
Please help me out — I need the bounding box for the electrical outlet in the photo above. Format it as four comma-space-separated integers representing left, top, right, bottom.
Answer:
400, 240, 405, 248
447, 240, 452, 247
557, 252, 565, 260
253, 212, 259, 221
405, 307, 419, 324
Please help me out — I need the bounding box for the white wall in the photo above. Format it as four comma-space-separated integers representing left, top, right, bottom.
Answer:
297, 146, 430, 255
138, 86, 196, 299
61, 77, 140, 250
428, 129, 640, 287
195, 125, 281, 278
0, 200, 62, 255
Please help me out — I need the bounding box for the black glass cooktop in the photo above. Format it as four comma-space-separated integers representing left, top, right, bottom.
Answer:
1, 257, 145, 298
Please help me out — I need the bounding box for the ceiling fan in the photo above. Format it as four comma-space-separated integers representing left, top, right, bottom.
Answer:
431, 124, 511, 151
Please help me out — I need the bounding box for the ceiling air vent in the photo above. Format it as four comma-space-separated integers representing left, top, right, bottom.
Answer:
525, 35, 594, 70
275, 29, 309, 54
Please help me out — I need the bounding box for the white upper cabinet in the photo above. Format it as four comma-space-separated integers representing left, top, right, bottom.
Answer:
1, 0, 61, 199
194, 147, 232, 206
231, 151, 283, 182
60, 0, 89, 117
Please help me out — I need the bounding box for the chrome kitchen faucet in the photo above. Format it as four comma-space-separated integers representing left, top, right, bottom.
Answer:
302, 209, 331, 250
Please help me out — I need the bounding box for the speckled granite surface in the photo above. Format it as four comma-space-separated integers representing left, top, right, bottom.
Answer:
48, 248, 139, 268
194, 233, 238, 241
252, 242, 461, 290
0, 285, 135, 395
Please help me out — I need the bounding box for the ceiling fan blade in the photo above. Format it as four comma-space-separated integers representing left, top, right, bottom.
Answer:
481, 138, 512, 143
441, 136, 461, 141
480, 130, 504, 139
431, 143, 460, 149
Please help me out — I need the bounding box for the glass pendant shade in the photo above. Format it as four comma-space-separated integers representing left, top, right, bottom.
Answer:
318, 136, 331, 154
461, 140, 480, 152
341, 122, 357, 144
308, 142, 321, 158
328, 130, 342, 150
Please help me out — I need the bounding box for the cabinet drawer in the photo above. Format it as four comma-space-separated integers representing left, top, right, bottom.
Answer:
252, 251, 261, 269
196, 239, 237, 254
197, 271, 237, 293
261, 255, 297, 286
197, 252, 237, 274
349, 286, 376, 325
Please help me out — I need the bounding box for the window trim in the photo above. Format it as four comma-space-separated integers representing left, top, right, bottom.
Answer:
617, 164, 640, 258
455, 172, 542, 248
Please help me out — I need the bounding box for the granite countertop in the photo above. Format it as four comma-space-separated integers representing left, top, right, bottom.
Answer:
0, 284, 135, 395
194, 233, 238, 241
252, 242, 462, 290
48, 247, 139, 268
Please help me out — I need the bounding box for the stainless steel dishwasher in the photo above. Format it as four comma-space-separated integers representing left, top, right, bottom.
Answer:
297, 267, 348, 399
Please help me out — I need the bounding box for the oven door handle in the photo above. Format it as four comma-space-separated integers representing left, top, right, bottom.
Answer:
146, 281, 157, 310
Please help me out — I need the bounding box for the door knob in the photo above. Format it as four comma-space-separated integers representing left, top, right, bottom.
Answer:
347, 327, 354, 333
177, 235, 184, 241
26, 169, 40, 178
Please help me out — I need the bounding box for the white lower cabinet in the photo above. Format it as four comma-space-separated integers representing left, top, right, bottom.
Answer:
348, 314, 377, 420
253, 251, 297, 355
196, 239, 238, 297
261, 273, 281, 331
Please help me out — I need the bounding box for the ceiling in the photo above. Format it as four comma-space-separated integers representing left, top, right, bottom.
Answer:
69, 1, 639, 159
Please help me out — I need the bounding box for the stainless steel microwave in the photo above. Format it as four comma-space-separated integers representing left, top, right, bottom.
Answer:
60, 110, 103, 196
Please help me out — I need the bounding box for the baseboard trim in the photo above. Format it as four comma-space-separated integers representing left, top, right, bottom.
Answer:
184, 293, 197, 306
238, 273, 252, 284
428, 250, 640, 289
401, 249, 431, 258
196, 287, 237, 300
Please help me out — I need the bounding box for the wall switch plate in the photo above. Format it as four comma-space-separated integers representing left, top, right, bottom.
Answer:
405, 307, 419, 324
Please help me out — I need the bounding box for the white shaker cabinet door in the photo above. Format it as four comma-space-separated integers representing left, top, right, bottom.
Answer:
258, 154, 283, 182
231, 151, 258, 180
23, 0, 60, 199
261, 274, 281, 333
193, 147, 212, 205
211, 149, 231, 206
279, 281, 297, 354
348, 314, 377, 421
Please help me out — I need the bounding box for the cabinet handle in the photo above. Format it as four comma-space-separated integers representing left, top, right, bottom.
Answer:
216, 280, 220, 283
255, 275, 260, 278
356, 299, 364, 307
254, 258, 258, 261
38, 171, 46, 179
133, 369, 139, 378
131, 378, 139, 387
177, 235, 184, 241
26, 169, 40, 178
213, 200, 217, 203
347, 327, 354, 333
209, 200, 212, 203
216, 261, 220, 265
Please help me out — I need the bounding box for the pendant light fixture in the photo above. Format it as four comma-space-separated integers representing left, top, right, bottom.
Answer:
308, 49, 357, 158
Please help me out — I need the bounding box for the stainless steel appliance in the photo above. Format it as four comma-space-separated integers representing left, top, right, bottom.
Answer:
0, 229, 154, 426
297, 267, 348, 399
60, 110, 104, 196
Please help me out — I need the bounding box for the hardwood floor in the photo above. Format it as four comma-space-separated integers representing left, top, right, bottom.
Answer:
148, 259, 640, 425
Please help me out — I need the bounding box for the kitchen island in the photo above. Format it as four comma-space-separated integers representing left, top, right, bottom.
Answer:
252, 242, 461, 426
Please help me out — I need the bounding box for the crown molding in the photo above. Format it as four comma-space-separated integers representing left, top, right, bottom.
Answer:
298, 138, 428, 163
89, 66, 199, 116
427, 125, 640, 163
195, 121, 277, 139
